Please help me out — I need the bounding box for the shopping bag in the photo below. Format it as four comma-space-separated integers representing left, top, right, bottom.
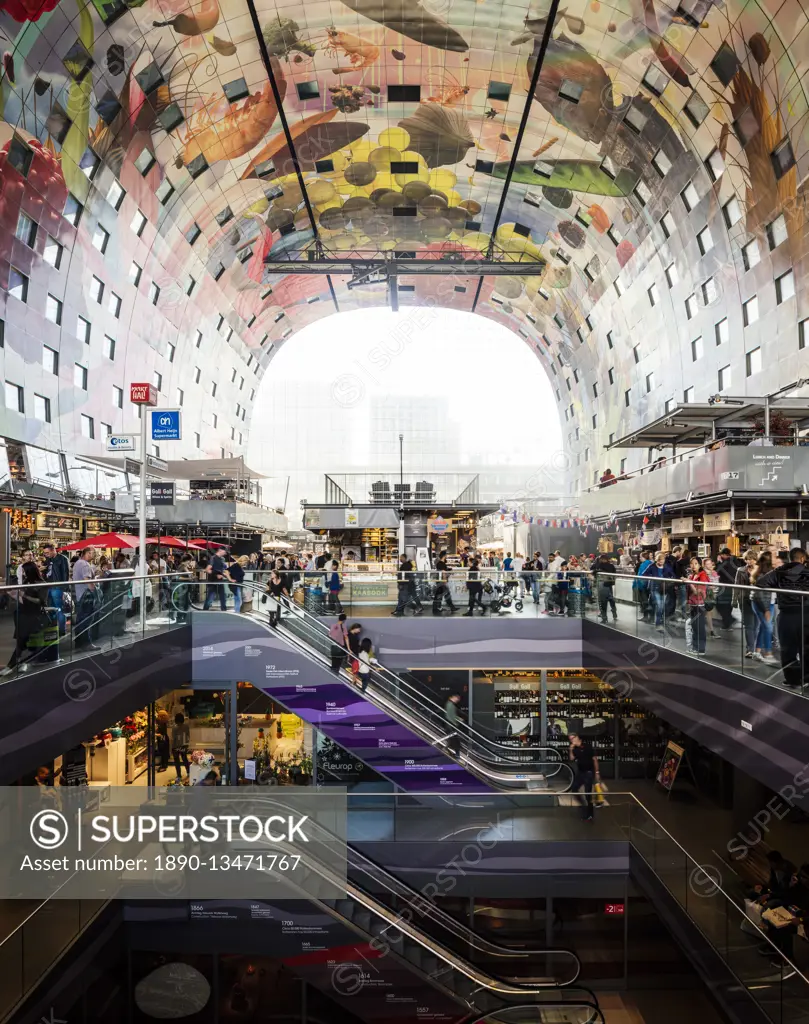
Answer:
741, 898, 764, 935
241, 598, 254, 614
594, 780, 609, 807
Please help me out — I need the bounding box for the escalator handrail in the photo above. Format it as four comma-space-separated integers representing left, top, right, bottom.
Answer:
228, 579, 565, 770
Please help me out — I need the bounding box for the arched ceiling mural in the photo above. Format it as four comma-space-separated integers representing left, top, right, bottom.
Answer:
0, 0, 806, 481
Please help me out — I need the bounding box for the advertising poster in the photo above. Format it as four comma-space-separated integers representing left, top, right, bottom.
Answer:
656, 740, 685, 792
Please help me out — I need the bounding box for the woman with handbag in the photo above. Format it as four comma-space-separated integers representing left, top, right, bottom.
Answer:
735, 551, 760, 658
2, 561, 47, 674
265, 570, 289, 627
750, 552, 777, 663
686, 556, 710, 655
702, 557, 720, 638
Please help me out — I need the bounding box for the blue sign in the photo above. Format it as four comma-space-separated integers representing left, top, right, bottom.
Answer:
150, 409, 182, 441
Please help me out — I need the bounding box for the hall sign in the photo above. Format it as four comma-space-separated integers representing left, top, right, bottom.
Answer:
429, 516, 450, 533
703, 511, 732, 533
130, 382, 157, 405
670, 517, 694, 535
149, 482, 175, 506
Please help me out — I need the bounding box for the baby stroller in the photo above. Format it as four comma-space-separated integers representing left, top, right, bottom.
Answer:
486, 578, 524, 614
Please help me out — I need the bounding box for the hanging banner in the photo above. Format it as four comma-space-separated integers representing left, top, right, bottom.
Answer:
344, 509, 359, 528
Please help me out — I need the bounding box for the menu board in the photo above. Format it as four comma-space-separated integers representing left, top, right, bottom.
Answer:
656, 740, 685, 791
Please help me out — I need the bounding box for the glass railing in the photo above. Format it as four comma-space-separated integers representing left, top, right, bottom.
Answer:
0, 898, 107, 1018
0, 572, 191, 685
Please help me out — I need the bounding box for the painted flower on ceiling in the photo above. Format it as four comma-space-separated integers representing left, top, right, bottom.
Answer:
1, 0, 61, 22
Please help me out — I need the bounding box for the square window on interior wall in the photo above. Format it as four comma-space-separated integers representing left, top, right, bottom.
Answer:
135, 61, 164, 95
16, 211, 36, 247
187, 154, 208, 179
702, 277, 718, 304
558, 79, 583, 103
681, 181, 699, 211
64, 194, 83, 226
634, 179, 651, 205
296, 80, 320, 100
625, 105, 648, 135
158, 102, 184, 133
63, 38, 94, 81
697, 225, 712, 255
387, 84, 420, 102
742, 238, 760, 270
711, 43, 740, 87
746, 346, 762, 376
77, 315, 90, 342
107, 179, 125, 210
684, 386, 694, 403
660, 212, 674, 238
532, 160, 553, 178
733, 106, 759, 145
642, 63, 668, 96
92, 224, 110, 253
487, 81, 511, 101
648, 283, 659, 306
685, 293, 697, 319
213, 264, 225, 281
665, 262, 679, 286
34, 394, 51, 422
706, 148, 725, 180
129, 261, 142, 286
314, 158, 334, 173
8, 135, 33, 177
215, 206, 233, 227
96, 90, 121, 124
684, 90, 710, 126
722, 196, 742, 228
771, 138, 796, 180
44, 236, 63, 269
600, 154, 618, 179
46, 294, 62, 325
155, 179, 174, 204
109, 291, 121, 317
46, 102, 71, 143
800, 318, 809, 350
718, 364, 731, 390
743, 295, 759, 325
223, 77, 249, 103
131, 209, 147, 236
767, 214, 787, 249
652, 148, 672, 176
9, 267, 28, 302
776, 269, 795, 304
715, 318, 729, 345
79, 148, 100, 180
254, 158, 275, 178
5, 381, 23, 413
691, 336, 703, 361
185, 222, 201, 245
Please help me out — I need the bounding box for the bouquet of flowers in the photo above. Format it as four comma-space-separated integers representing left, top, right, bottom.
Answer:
190, 749, 214, 768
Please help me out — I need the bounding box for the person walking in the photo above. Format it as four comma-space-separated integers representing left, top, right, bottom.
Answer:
716, 547, 742, 631
2, 561, 47, 675
356, 637, 379, 693
265, 569, 289, 627
756, 548, 809, 687
73, 547, 99, 649
750, 553, 777, 663
685, 555, 710, 655
569, 733, 599, 821
463, 558, 484, 616
531, 552, 545, 604
444, 693, 462, 756
203, 547, 229, 611
432, 550, 457, 614
326, 560, 344, 613
42, 543, 69, 635
735, 550, 759, 658
227, 553, 245, 613
593, 552, 618, 623
642, 551, 675, 632
633, 550, 654, 623
392, 553, 422, 617
328, 613, 349, 673
170, 712, 191, 780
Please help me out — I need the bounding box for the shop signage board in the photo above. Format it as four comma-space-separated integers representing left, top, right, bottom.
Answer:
704, 511, 732, 532
306, 509, 321, 528
37, 513, 80, 531
149, 482, 175, 506
429, 516, 450, 534
344, 509, 359, 527
147, 455, 169, 473
749, 450, 793, 487
656, 740, 685, 792
129, 382, 157, 405
671, 516, 694, 535
124, 458, 141, 476
150, 409, 182, 442
106, 434, 137, 452
115, 493, 136, 515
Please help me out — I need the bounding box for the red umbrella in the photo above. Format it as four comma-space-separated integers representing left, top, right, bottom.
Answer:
190, 539, 231, 550
145, 536, 206, 550
61, 532, 140, 550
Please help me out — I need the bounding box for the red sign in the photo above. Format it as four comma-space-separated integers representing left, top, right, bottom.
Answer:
604, 903, 625, 915
130, 382, 157, 405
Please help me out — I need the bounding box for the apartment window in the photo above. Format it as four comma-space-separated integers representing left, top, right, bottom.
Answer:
7, 136, 33, 176
767, 214, 788, 250
153, 371, 162, 392
129, 261, 142, 286
648, 283, 659, 307
131, 210, 147, 236
176, 388, 184, 407
211, 381, 217, 397
43, 346, 58, 375
681, 181, 699, 212
16, 211, 37, 247
723, 196, 742, 228
230, 427, 236, 441
167, 342, 176, 364
651, 148, 672, 177
665, 262, 679, 287
90, 275, 104, 302
620, 458, 627, 475
155, 179, 174, 205
665, 397, 675, 413
33, 394, 51, 422
108, 291, 121, 318
591, 414, 597, 430
771, 138, 796, 180
624, 388, 631, 407
743, 295, 759, 326
5, 381, 23, 413
660, 212, 675, 238
646, 372, 655, 393
614, 278, 624, 297
195, 432, 201, 449
148, 282, 160, 305
250, 388, 256, 402
592, 382, 599, 399
685, 293, 698, 319
43, 235, 63, 269
185, 275, 196, 296
608, 367, 615, 384
634, 178, 652, 206
684, 386, 694, 403
80, 414, 94, 439
691, 336, 703, 361
92, 224, 110, 253
633, 344, 640, 364
231, 368, 237, 383
718, 364, 731, 391
101, 422, 112, 437
715, 318, 729, 345
212, 414, 218, 428
606, 332, 614, 349
239, 376, 244, 391
706, 148, 725, 180
607, 224, 621, 246
113, 385, 123, 408
9, 267, 28, 302
800, 318, 809, 350
185, 222, 201, 245
74, 363, 88, 390
742, 238, 760, 270
103, 335, 115, 360
702, 277, 718, 304
696, 225, 713, 255
746, 346, 762, 376
46, 294, 63, 325
684, 89, 710, 126
194, 366, 201, 384
107, 179, 125, 210
63, 194, 83, 226
195, 330, 203, 349
776, 269, 795, 304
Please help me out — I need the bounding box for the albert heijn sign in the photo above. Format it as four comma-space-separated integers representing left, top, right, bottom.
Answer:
130, 382, 158, 406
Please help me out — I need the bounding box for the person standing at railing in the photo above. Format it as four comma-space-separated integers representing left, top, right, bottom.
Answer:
702, 557, 720, 639
750, 553, 777, 663
392, 553, 422, 617
356, 637, 380, 693
432, 550, 457, 614
326, 560, 344, 614
42, 542, 69, 636
531, 552, 545, 604
735, 551, 760, 658
73, 547, 99, 650
463, 558, 485, 616
593, 552, 617, 624
633, 550, 654, 623
716, 547, 743, 631
328, 613, 349, 673
642, 551, 674, 632
265, 570, 289, 627
227, 554, 245, 614
685, 556, 710, 655
2, 561, 47, 675
202, 547, 229, 611
756, 548, 809, 688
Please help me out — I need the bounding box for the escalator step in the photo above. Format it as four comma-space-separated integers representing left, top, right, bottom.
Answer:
402, 942, 421, 968
452, 974, 474, 996
334, 899, 355, 919
352, 911, 372, 932
421, 956, 438, 976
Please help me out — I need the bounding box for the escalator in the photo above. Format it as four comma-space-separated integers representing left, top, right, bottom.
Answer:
180, 580, 573, 794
